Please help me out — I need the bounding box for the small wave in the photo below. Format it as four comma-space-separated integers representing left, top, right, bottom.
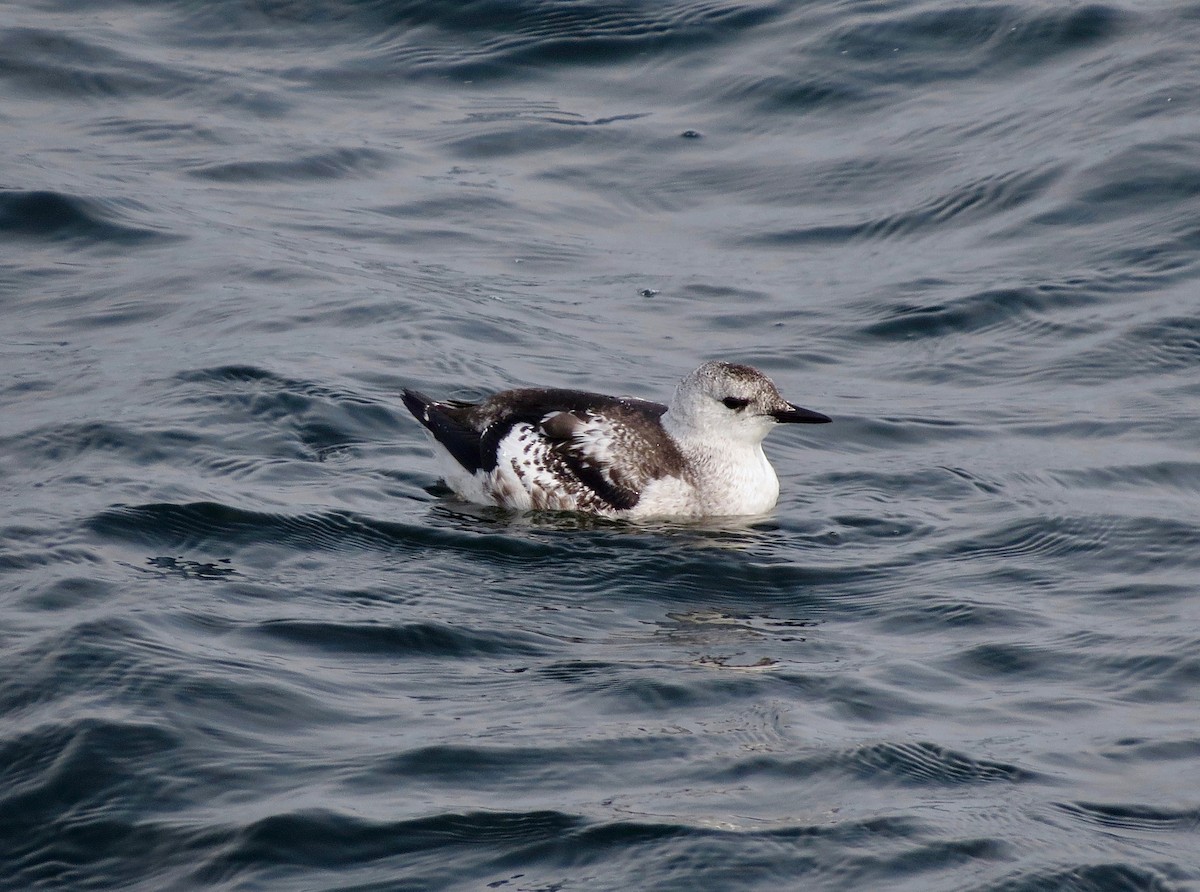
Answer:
826, 4, 1125, 84
939, 514, 1117, 567
1050, 461, 1200, 496
0, 717, 197, 890
1101, 737, 1200, 765
188, 147, 394, 183
253, 619, 550, 659
1046, 315, 1200, 384
360, 0, 780, 80
5, 420, 204, 468
978, 862, 1179, 892
1056, 800, 1200, 833
861, 281, 1090, 342
1056, 139, 1200, 221
709, 3, 1126, 118
949, 642, 1059, 681
367, 736, 691, 789
739, 164, 1062, 248
714, 740, 1037, 787
849, 744, 1036, 782
0, 25, 180, 98
87, 501, 568, 566
0, 190, 176, 246
193, 808, 583, 885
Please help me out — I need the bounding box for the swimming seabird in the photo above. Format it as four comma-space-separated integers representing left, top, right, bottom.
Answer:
402, 360, 831, 519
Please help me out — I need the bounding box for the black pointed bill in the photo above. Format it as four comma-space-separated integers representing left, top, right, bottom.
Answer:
771, 403, 831, 424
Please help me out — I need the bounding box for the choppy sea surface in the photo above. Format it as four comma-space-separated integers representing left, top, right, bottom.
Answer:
3, 1, 1200, 889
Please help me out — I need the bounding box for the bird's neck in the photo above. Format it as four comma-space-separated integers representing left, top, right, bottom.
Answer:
663, 417, 780, 515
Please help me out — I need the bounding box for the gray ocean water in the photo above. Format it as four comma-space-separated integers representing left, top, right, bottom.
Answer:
3, 1, 1200, 889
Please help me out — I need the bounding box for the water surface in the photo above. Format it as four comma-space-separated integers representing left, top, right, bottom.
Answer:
3, 1, 1199, 889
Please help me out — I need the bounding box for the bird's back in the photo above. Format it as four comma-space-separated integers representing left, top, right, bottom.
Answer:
402, 387, 687, 515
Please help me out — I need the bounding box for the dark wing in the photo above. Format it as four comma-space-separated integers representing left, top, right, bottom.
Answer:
404, 387, 684, 513
532, 409, 646, 510
508, 393, 684, 512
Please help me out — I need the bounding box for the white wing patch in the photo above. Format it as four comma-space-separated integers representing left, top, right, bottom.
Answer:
479, 411, 658, 514
484, 422, 576, 512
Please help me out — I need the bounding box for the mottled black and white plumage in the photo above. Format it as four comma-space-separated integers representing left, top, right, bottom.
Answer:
402, 361, 831, 519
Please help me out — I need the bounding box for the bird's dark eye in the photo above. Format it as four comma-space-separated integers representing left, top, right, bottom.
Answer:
722, 397, 751, 411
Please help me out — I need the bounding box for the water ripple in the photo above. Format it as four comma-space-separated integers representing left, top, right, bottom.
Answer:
740, 164, 1063, 247
0, 190, 176, 246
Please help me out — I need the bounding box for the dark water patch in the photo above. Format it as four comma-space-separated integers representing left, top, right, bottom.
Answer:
878, 597, 1028, 634
980, 631, 1200, 703
0, 717, 183, 819
87, 501, 569, 566
820, 463, 988, 506
841, 414, 982, 450
1050, 461, 1200, 496
936, 515, 1116, 568
849, 836, 1009, 886
174, 363, 390, 411
1108, 223, 1200, 282
601, 673, 767, 712
372, 737, 691, 789
862, 282, 1093, 342
88, 115, 227, 146
824, 511, 937, 545
492, 813, 940, 891
436, 111, 643, 162
1093, 581, 1194, 606
1047, 315, 1200, 384
1101, 737, 1200, 765
988, 515, 1200, 578
565, 547, 892, 613
1056, 801, 1200, 834
188, 147, 394, 183
0, 617, 149, 716
738, 164, 1061, 248
979, 862, 1180, 892
0, 26, 180, 98
143, 556, 238, 580
0, 545, 103, 574
161, 666, 353, 734
1102, 649, 1200, 704
441, 100, 649, 132
4, 421, 206, 469
167, 364, 405, 462
1, 614, 351, 736
684, 282, 774, 304
369, 192, 519, 228
720, 70, 873, 115
359, 0, 781, 80
844, 741, 1035, 786
0, 191, 176, 246
174, 364, 288, 386
194, 809, 583, 886
827, 4, 1125, 83
174, 364, 397, 428
88, 501, 413, 555
2, 814, 210, 892
777, 673, 932, 725
17, 575, 114, 611
531, 659, 775, 713
1071, 139, 1200, 221
721, 3, 1126, 117
536, 659, 620, 686
253, 619, 552, 659
948, 642, 1061, 682
714, 740, 1037, 787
